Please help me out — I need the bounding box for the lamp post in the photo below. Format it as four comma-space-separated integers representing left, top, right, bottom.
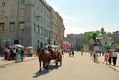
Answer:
14, 0, 20, 45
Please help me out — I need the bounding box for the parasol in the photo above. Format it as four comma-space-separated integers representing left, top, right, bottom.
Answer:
44, 44, 59, 48
27, 46, 33, 49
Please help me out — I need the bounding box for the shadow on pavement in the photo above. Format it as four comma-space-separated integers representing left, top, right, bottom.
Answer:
94, 61, 100, 64
33, 65, 61, 78
0, 65, 6, 68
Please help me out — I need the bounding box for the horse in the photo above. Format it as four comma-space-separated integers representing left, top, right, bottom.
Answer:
55, 51, 62, 67
48, 48, 62, 67
37, 47, 63, 72
37, 48, 51, 72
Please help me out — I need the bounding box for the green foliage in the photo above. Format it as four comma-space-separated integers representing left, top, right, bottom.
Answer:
104, 43, 110, 50
115, 43, 119, 49
85, 32, 93, 43
85, 31, 100, 43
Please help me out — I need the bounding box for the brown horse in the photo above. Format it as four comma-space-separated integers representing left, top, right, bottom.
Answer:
37, 48, 62, 72
55, 51, 62, 67
48, 48, 62, 67
37, 48, 51, 72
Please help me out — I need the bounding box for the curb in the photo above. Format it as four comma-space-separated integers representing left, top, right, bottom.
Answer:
0, 57, 38, 67
98, 57, 119, 72
107, 65, 119, 72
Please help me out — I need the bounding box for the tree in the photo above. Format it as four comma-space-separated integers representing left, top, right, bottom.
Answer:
85, 31, 100, 44
85, 32, 93, 43
115, 42, 119, 50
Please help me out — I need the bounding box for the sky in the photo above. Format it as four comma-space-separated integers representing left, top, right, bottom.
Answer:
47, 0, 119, 36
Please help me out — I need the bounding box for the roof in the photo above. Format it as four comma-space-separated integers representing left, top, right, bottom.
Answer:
96, 33, 108, 39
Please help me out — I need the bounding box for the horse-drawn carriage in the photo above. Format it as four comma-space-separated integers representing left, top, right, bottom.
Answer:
37, 44, 62, 72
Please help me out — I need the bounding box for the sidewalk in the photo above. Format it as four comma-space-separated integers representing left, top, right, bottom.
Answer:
0, 56, 38, 66
98, 53, 119, 72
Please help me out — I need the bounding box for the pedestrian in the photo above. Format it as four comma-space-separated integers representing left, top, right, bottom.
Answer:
21, 48, 24, 61
112, 51, 117, 66
108, 51, 112, 65
9, 47, 13, 60
71, 49, 74, 57
17, 47, 22, 61
93, 51, 98, 62
13, 48, 17, 60
69, 50, 71, 57
23, 48, 27, 57
89, 44, 94, 57
61, 49, 64, 57
104, 52, 108, 65
6, 47, 11, 61
3, 47, 8, 60
81, 46, 84, 56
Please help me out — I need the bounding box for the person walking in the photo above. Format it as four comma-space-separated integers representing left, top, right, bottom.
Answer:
21, 48, 24, 61
112, 51, 117, 66
17, 47, 22, 61
81, 46, 84, 56
69, 49, 74, 57
93, 51, 98, 62
104, 52, 108, 65
108, 51, 112, 65
61, 49, 64, 57
71, 49, 74, 57
4, 47, 8, 60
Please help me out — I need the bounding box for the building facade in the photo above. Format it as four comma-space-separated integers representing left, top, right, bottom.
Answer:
114, 31, 119, 43
50, 6, 65, 45
55, 12, 65, 45
66, 34, 85, 50
0, 0, 65, 49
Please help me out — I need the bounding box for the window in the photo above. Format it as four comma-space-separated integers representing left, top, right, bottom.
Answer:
44, 29, 46, 37
0, 10, 5, 16
10, 9, 15, 17
34, 23, 36, 33
2, 2, 5, 7
36, 25, 39, 34
20, 0, 25, 5
37, 40, 39, 48
19, 22, 24, 31
9, 22, 15, 32
46, 30, 48, 37
33, 10, 36, 18
41, 27, 43, 36
37, 5, 39, 10
39, 27, 42, 35
19, 9, 25, 17
0, 23, 5, 32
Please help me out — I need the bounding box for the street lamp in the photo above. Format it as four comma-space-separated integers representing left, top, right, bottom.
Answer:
14, 0, 20, 45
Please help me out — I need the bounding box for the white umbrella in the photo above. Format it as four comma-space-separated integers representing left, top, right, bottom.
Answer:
27, 46, 33, 49
15, 44, 24, 48
44, 44, 59, 48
